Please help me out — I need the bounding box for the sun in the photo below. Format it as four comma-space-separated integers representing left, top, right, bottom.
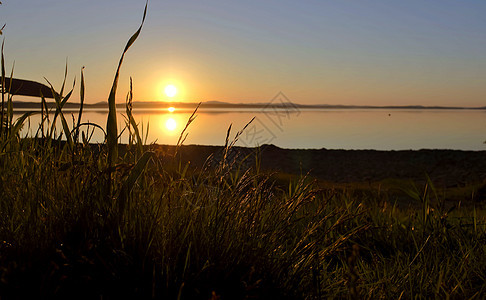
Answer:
164, 85, 177, 98
168, 107, 175, 113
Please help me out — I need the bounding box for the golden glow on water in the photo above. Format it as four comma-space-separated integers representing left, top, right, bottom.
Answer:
168, 107, 175, 113
151, 114, 187, 140
18, 110, 486, 150
165, 118, 177, 131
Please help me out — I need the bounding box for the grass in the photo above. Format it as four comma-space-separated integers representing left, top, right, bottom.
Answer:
1, 4, 486, 299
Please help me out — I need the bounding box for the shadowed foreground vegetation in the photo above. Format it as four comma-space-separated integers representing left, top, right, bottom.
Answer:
1, 5, 486, 299
2, 139, 485, 300
2, 126, 486, 299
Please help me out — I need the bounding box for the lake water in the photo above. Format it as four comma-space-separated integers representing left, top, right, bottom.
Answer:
18, 108, 486, 150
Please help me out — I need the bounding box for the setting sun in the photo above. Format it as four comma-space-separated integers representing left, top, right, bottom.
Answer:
164, 85, 177, 98
168, 107, 175, 113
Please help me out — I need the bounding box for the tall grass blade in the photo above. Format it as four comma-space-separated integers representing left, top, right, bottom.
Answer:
45, 79, 75, 150
107, 1, 147, 167
60, 59, 68, 97
144, 120, 149, 144
39, 91, 50, 139
125, 77, 133, 145
0, 111, 33, 150
75, 67, 85, 143
175, 102, 200, 155
71, 122, 106, 138
1, 39, 5, 136
11, 111, 34, 138
125, 77, 143, 155
6, 67, 14, 134
1, 77, 55, 98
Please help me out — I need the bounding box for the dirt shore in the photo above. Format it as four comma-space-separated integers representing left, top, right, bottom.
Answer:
151, 144, 486, 187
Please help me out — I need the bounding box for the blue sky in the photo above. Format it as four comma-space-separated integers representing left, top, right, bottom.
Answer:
1, 0, 485, 106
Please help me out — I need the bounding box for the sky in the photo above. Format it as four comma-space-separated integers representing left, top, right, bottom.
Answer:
0, 0, 485, 106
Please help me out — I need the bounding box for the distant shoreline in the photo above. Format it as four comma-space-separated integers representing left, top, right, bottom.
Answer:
11, 100, 486, 111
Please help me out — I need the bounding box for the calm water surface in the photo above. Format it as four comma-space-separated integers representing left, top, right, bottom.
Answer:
19, 109, 486, 150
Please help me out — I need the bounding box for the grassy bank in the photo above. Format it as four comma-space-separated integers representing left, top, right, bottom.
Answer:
1, 138, 486, 299
1, 5, 486, 299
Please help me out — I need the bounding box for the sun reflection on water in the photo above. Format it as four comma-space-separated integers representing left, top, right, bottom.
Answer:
165, 118, 177, 131
155, 114, 187, 142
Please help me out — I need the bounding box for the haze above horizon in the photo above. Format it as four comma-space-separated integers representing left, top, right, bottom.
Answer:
1, 1, 485, 107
